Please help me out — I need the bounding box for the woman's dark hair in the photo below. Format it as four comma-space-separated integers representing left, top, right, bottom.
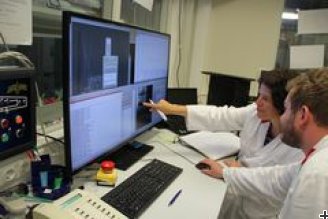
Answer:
258, 70, 298, 115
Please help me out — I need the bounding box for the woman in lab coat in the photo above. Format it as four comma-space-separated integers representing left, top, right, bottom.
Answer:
144, 70, 303, 167
144, 70, 303, 219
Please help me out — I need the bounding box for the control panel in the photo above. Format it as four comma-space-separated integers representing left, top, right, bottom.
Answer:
33, 189, 128, 219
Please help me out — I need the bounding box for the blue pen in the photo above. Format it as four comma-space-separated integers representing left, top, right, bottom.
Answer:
168, 189, 182, 206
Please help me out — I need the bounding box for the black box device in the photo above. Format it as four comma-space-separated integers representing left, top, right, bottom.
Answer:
0, 68, 36, 160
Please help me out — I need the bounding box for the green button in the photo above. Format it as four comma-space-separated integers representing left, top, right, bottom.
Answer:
2, 133, 9, 142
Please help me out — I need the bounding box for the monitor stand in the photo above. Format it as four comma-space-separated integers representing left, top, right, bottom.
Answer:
106, 142, 154, 170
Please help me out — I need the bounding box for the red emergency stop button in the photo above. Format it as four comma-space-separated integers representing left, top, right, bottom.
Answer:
15, 115, 23, 124
101, 160, 115, 173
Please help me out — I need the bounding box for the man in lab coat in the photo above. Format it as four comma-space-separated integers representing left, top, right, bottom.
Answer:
144, 70, 303, 218
203, 68, 328, 218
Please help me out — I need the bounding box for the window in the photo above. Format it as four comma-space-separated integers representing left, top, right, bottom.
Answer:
121, 0, 163, 31
276, 1, 328, 69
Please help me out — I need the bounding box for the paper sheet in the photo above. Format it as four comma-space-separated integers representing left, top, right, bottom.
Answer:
179, 131, 240, 160
290, 45, 325, 69
133, 0, 154, 11
0, 0, 32, 45
298, 9, 328, 34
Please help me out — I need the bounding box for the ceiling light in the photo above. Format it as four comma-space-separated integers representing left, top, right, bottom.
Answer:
282, 12, 299, 20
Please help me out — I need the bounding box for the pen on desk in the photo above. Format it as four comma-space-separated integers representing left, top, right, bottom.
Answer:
168, 189, 182, 206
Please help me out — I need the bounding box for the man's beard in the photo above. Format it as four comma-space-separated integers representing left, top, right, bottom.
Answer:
281, 116, 302, 148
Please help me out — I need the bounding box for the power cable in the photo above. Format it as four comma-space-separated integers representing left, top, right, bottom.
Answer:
175, 0, 182, 87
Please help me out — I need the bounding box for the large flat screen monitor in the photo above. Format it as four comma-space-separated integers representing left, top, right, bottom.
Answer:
63, 12, 170, 174
0, 68, 36, 160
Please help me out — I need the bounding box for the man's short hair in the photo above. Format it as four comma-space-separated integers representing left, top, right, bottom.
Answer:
286, 68, 328, 127
259, 70, 298, 115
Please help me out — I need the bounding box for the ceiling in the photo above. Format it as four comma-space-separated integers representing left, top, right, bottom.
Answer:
285, 0, 328, 10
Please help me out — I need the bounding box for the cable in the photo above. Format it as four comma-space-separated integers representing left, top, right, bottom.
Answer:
0, 51, 34, 68
0, 183, 28, 195
148, 140, 196, 165
36, 132, 65, 145
175, 0, 182, 87
0, 32, 9, 52
0, 32, 34, 68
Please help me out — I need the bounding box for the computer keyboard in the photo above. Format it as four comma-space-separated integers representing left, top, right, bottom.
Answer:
101, 159, 183, 218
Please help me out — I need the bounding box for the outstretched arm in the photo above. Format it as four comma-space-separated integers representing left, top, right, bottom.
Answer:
143, 99, 187, 117
223, 163, 300, 205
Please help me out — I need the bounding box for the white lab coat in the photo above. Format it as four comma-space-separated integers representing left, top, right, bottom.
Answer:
224, 135, 328, 219
185, 104, 304, 219
279, 135, 328, 218
186, 104, 303, 167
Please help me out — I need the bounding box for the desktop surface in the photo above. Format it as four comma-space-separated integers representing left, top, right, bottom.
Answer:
76, 128, 227, 219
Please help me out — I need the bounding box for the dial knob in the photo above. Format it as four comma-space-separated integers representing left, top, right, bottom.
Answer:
15, 129, 24, 138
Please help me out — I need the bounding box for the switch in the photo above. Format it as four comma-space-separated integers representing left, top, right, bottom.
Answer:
1, 133, 9, 142
1, 119, 9, 129
15, 115, 23, 124
15, 129, 24, 138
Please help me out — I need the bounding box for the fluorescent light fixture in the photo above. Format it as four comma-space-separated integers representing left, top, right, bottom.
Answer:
282, 12, 299, 20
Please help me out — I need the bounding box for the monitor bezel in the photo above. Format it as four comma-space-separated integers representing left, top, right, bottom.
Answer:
0, 68, 36, 161
62, 11, 170, 176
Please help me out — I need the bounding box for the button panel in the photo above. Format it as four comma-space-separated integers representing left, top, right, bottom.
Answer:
54, 189, 128, 219
0, 114, 26, 143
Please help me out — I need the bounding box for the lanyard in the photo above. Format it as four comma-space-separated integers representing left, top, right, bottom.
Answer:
301, 147, 316, 165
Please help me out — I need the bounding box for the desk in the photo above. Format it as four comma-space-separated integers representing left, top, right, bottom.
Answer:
74, 128, 227, 219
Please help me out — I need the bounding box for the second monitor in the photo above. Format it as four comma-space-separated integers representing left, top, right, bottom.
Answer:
166, 88, 197, 135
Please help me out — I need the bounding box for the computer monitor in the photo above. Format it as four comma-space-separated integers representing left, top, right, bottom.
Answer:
63, 12, 170, 174
166, 88, 197, 135
167, 88, 197, 105
0, 68, 36, 160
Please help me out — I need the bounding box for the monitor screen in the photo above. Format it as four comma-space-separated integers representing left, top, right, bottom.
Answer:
0, 68, 36, 160
63, 12, 170, 174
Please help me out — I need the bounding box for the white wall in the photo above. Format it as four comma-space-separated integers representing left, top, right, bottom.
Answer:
187, 1, 212, 103
163, 0, 284, 102
163, 0, 212, 103
202, 0, 284, 80
298, 9, 328, 34
162, 0, 180, 87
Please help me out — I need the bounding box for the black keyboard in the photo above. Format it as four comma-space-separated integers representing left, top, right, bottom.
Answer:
101, 159, 183, 218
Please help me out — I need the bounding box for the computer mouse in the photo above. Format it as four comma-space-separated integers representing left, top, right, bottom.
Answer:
195, 162, 211, 170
